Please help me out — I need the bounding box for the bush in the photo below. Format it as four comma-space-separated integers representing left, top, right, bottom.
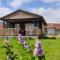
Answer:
38, 35, 50, 39
50, 37, 56, 39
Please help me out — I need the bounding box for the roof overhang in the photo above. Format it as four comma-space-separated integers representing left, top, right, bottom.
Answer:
0, 9, 47, 25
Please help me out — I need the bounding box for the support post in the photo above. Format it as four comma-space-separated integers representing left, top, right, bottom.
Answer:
37, 18, 40, 38
3, 21, 5, 36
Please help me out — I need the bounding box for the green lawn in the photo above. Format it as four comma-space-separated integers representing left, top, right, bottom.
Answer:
42, 39, 60, 60
0, 37, 60, 60
0, 38, 6, 60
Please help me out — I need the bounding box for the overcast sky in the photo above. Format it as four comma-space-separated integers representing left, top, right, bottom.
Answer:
0, 0, 60, 23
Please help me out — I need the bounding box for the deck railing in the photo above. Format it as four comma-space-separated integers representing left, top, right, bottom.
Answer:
0, 28, 19, 36
0, 28, 41, 36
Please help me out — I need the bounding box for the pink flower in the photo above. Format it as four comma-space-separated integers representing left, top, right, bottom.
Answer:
4, 36, 9, 45
18, 34, 24, 43
33, 40, 43, 56
18, 34, 29, 49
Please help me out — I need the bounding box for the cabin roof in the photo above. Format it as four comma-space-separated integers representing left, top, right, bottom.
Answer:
0, 9, 47, 25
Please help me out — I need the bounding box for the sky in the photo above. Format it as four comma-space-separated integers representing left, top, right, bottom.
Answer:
0, 0, 60, 23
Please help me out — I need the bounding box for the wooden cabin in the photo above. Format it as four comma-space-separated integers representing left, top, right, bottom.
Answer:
0, 9, 47, 36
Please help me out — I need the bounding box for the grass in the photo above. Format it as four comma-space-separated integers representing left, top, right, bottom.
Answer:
0, 37, 6, 60
42, 39, 60, 60
0, 37, 60, 60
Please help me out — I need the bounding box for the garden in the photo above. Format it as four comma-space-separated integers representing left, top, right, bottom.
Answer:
0, 36, 60, 60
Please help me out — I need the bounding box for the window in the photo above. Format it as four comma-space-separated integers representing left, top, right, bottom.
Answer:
15, 24, 20, 29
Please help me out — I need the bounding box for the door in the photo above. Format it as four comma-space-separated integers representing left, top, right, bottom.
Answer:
25, 23, 34, 35
20, 23, 26, 35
